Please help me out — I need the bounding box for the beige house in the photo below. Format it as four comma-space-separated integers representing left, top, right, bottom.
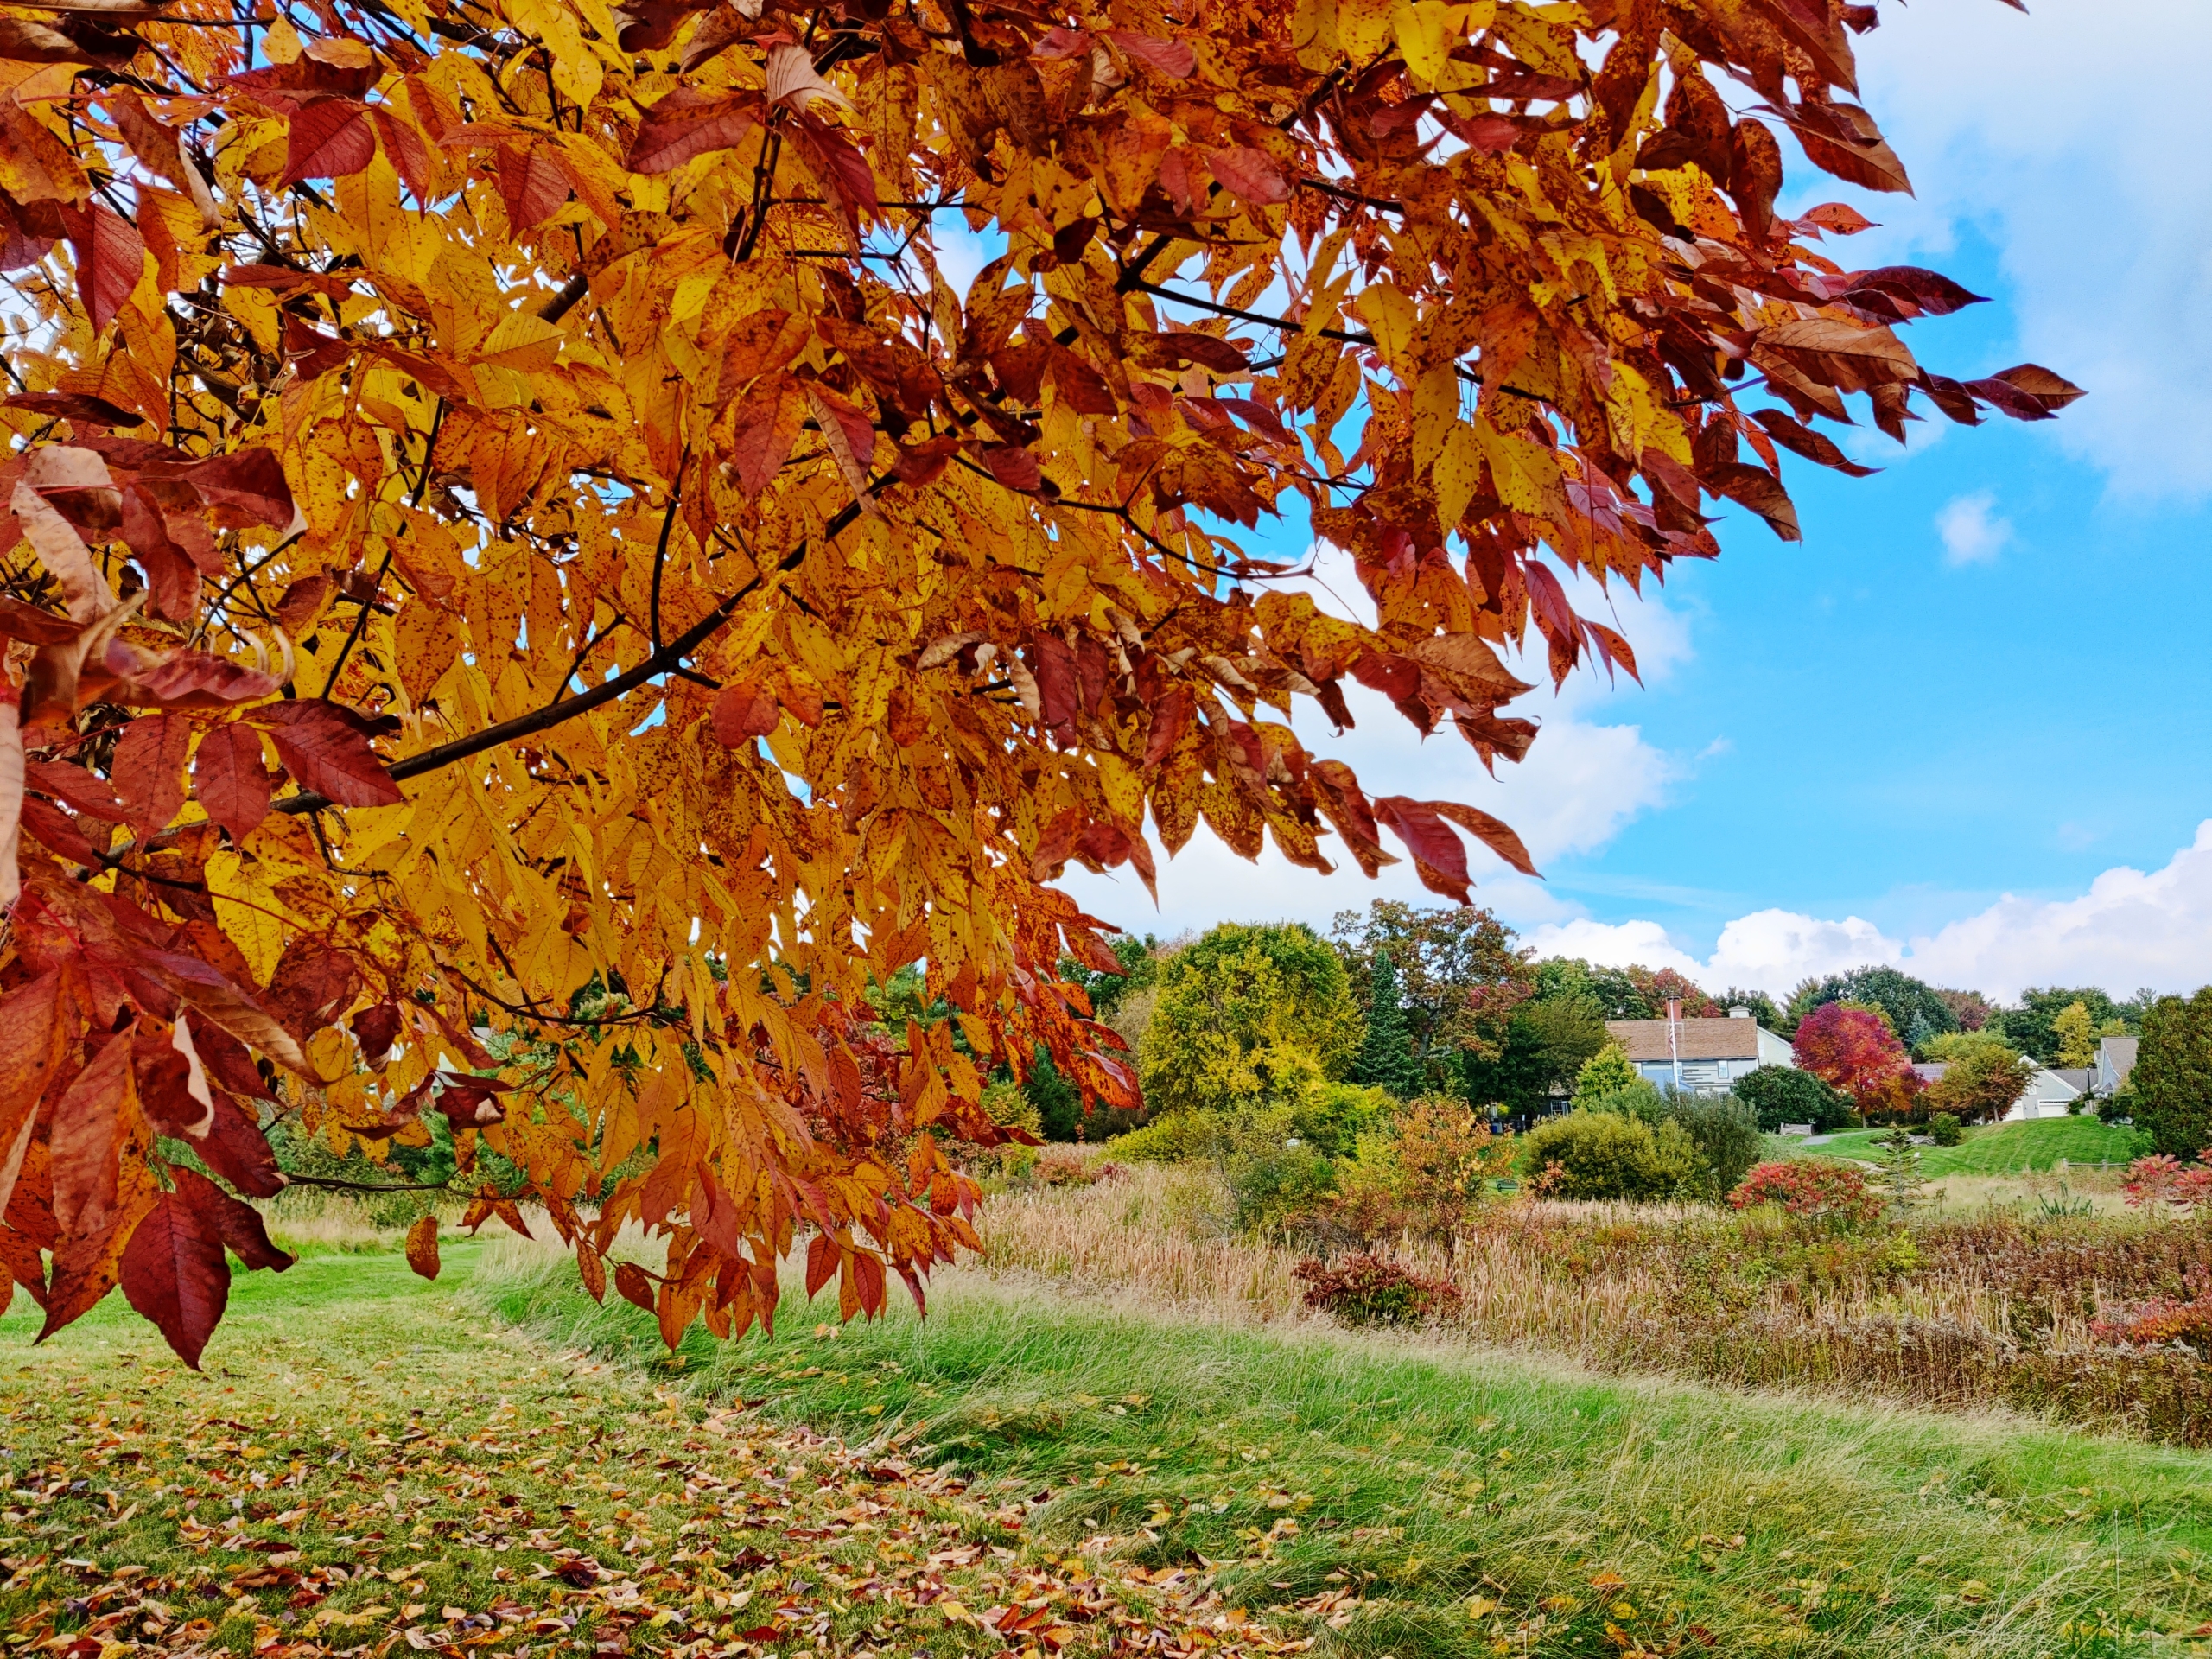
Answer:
1602, 1009, 1796, 1096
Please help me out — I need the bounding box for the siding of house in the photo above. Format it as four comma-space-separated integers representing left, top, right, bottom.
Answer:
1603, 1016, 1795, 1096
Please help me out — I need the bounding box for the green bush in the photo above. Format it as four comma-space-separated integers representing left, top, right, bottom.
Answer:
1928, 1112, 1964, 1147
1665, 1094, 1764, 1201
1516, 1109, 1695, 1201
1734, 1064, 1856, 1133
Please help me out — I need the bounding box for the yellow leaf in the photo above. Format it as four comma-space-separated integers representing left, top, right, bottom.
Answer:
1351, 282, 1418, 372
1336, 0, 1396, 61
1434, 421, 1482, 532
396, 601, 461, 709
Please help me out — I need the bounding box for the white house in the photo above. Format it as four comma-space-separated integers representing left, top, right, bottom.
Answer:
2004, 1066, 2090, 1122
1602, 1007, 1795, 1096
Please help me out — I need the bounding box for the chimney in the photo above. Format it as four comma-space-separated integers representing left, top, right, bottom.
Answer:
1666, 997, 1681, 1024
1728, 1005, 1751, 1019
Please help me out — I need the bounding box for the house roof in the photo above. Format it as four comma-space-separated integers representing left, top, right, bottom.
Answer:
1605, 1018, 1770, 1062
1912, 1062, 1948, 1083
2101, 1036, 2139, 1069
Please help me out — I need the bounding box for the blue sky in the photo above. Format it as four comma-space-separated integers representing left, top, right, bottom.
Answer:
1060, 0, 2212, 1001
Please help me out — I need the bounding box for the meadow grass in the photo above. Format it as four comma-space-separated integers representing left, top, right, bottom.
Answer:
476, 1235, 2212, 1658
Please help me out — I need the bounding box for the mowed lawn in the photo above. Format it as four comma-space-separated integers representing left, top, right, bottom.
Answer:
4, 1231, 2212, 1657
1807, 1116, 2147, 1176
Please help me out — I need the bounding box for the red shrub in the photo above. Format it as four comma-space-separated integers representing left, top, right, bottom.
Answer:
1294, 1254, 1464, 1327
2123, 1153, 2212, 1215
1729, 1160, 1882, 1223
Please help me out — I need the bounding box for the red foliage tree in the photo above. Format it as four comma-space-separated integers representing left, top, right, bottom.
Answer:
1793, 1003, 1922, 1119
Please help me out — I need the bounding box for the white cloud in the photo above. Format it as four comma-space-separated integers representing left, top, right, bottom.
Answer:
1935, 490, 2011, 567
1525, 823, 2212, 1002
1842, 0, 2212, 498
1058, 546, 1697, 940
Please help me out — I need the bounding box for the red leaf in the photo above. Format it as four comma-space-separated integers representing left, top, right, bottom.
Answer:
251, 702, 405, 807
1990, 363, 2085, 412
369, 107, 434, 200
120, 484, 200, 621
1105, 29, 1194, 77
119, 1187, 229, 1368
58, 202, 144, 332
25, 759, 126, 821
1433, 799, 1538, 877
496, 142, 571, 231
0, 597, 84, 646
176, 1165, 291, 1271
282, 98, 376, 185
626, 87, 761, 175
41, 1026, 142, 1341
805, 1230, 837, 1298
168, 448, 294, 530
1797, 201, 1875, 235
111, 713, 191, 835
193, 722, 274, 842
2, 391, 142, 429
1370, 795, 1471, 903
1206, 146, 1290, 207
196, 1095, 286, 1198
1141, 685, 1192, 767
0, 970, 66, 1217
710, 679, 780, 744
1032, 635, 1078, 740
613, 1259, 655, 1311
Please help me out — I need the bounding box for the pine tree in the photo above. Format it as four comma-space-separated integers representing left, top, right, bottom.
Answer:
1872, 1127, 1929, 1216
1351, 953, 1424, 1099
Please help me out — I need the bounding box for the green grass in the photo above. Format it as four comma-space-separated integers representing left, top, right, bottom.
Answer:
487, 1250, 2212, 1658
1808, 1116, 2148, 1176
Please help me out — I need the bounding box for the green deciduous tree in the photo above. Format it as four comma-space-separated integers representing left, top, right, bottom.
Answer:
2133, 990, 2212, 1160
1999, 988, 2129, 1064
1733, 1065, 1856, 1133
1460, 993, 1608, 1116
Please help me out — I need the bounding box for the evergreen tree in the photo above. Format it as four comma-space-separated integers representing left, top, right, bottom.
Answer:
1351, 952, 1424, 1098
2134, 989, 2212, 1159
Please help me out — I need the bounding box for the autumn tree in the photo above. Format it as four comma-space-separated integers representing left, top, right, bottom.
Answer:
2050, 1000, 2098, 1071
1792, 1002, 1920, 1120
1923, 1042, 2032, 1125
1137, 923, 1359, 1119
0, 0, 2071, 1362
1329, 899, 1525, 1086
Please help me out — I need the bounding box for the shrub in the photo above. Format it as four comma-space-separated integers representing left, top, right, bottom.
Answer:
1729, 1160, 1882, 1224
1294, 1253, 1463, 1326
2122, 1153, 2212, 1215
1518, 1109, 1695, 1201
1928, 1112, 1964, 1147
1734, 1065, 1855, 1133
1665, 1094, 1764, 1201
1304, 1099, 1517, 1245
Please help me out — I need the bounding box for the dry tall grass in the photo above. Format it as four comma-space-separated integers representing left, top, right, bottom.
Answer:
977, 1165, 2212, 1444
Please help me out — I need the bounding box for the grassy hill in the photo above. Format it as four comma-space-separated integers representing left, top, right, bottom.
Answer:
1809, 1114, 2147, 1175
10, 1215, 2212, 1657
